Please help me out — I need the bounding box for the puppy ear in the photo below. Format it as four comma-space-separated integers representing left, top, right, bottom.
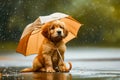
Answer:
63, 27, 68, 38
41, 23, 50, 38
61, 23, 68, 38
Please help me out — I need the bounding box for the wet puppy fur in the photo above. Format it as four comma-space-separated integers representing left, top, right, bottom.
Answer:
21, 20, 72, 72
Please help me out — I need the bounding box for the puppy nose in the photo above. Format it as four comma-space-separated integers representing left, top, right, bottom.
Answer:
57, 31, 61, 35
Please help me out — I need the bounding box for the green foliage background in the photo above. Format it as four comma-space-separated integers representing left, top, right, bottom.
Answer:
0, 0, 120, 50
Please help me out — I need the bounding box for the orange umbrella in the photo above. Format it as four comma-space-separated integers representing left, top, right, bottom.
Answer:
16, 12, 82, 56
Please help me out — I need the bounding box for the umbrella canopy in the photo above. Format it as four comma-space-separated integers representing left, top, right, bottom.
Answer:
16, 12, 82, 56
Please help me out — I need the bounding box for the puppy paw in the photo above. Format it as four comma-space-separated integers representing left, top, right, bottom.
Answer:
46, 67, 55, 72
58, 65, 67, 72
39, 67, 46, 72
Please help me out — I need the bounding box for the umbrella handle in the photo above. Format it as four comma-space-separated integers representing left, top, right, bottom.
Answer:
56, 48, 64, 63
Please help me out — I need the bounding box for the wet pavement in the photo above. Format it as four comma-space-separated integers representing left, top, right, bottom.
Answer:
0, 47, 120, 80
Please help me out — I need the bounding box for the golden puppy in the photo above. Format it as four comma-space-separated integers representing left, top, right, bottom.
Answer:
21, 20, 72, 72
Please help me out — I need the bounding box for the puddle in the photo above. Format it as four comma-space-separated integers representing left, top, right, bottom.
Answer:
0, 47, 120, 80
0, 67, 120, 80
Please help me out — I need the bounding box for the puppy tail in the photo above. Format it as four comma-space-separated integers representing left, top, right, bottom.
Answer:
20, 68, 33, 73
66, 62, 72, 72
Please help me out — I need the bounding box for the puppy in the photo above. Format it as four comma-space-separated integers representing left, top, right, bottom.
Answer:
21, 20, 72, 72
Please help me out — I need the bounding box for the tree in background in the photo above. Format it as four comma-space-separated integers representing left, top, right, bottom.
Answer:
0, 0, 120, 46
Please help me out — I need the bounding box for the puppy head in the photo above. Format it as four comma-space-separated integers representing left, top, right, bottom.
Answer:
42, 20, 68, 42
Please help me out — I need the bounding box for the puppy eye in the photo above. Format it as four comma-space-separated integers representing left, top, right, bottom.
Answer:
50, 26, 55, 30
60, 26, 64, 29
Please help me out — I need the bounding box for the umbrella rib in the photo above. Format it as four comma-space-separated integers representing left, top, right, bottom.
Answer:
31, 27, 42, 35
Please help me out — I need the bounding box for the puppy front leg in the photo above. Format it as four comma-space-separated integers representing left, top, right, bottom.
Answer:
58, 54, 66, 72
58, 56, 72, 72
58, 54, 72, 72
43, 54, 55, 72
58, 59, 67, 72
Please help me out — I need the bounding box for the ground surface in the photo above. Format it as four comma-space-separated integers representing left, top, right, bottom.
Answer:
0, 47, 120, 80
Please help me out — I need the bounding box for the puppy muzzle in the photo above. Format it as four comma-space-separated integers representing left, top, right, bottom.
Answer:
57, 31, 62, 36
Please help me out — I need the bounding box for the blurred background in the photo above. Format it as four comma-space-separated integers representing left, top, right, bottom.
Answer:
0, 0, 120, 51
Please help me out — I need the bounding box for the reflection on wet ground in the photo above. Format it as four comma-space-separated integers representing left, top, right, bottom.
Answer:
1, 67, 120, 80
0, 47, 120, 80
